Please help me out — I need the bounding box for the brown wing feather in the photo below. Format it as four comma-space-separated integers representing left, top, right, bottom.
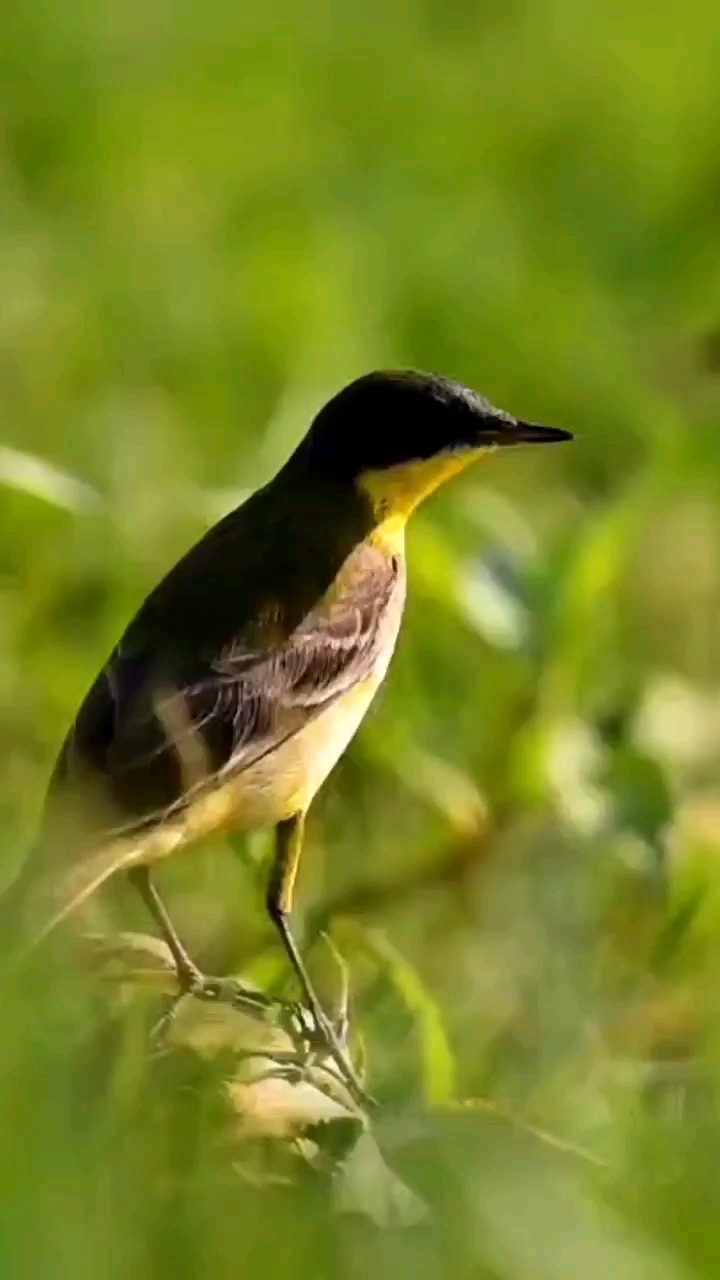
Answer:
1, 472, 408, 957
53, 542, 405, 838
1, 543, 404, 957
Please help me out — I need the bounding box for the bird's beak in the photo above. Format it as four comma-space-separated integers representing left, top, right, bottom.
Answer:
498, 419, 573, 446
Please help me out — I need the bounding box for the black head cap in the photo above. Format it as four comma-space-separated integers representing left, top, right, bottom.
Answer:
296, 370, 572, 482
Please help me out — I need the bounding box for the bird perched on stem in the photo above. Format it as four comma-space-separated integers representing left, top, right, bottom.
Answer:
0, 370, 571, 1102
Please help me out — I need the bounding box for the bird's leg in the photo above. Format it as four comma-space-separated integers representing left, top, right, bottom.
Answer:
128, 865, 200, 986
128, 865, 271, 1016
267, 815, 374, 1108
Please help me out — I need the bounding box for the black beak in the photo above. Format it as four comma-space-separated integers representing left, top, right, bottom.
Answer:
500, 419, 573, 446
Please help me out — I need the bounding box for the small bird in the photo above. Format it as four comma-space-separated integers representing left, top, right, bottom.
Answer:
1, 370, 571, 1097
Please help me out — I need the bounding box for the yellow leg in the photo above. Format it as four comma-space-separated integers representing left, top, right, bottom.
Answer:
267, 813, 306, 918
267, 814, 373, 1107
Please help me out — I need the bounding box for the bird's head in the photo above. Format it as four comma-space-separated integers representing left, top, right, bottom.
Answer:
295, 370, 572, 524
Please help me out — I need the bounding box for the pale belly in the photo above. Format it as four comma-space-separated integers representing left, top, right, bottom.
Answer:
129, 672, 384, 867
122, 527, 407, 868
206, 673, 383, 833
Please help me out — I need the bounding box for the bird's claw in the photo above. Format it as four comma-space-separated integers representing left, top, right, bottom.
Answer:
150, 971, 277, 1049
186, 973, 274, 1016
153, 969, 373, 1109
278, 1000, 349, 1052
277, 1000, 374, 1109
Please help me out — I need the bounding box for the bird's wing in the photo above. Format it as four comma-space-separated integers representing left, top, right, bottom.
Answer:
4, 545, 404, 952
50, 543, 405, 837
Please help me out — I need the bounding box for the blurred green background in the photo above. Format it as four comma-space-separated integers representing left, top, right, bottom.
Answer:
3, 0, 720, 1276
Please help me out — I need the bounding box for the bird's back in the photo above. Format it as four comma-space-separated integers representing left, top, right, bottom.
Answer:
51, 470, 402, 828
2, 467, 405, 953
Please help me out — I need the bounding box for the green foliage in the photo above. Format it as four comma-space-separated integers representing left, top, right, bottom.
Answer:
3, 0, 720, 1274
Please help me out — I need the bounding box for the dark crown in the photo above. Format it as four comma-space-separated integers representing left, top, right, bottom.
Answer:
295, 370, 570, 481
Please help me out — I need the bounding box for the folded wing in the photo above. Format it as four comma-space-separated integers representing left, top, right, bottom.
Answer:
50, 543, 404, 838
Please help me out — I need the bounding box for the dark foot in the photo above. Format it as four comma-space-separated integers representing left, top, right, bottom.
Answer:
183, 970, 275, 1016
160, 966, 375, 1109
292, 1002, 375, 1111
151, 966, 277, 1047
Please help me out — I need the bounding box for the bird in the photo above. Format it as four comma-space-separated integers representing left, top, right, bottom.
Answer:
0, 369, 571, 1100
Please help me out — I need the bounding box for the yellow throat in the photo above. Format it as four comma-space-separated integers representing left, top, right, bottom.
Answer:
360, 447, 487, 554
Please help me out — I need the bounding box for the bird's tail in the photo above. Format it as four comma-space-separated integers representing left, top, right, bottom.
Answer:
0, 832, 140, 972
